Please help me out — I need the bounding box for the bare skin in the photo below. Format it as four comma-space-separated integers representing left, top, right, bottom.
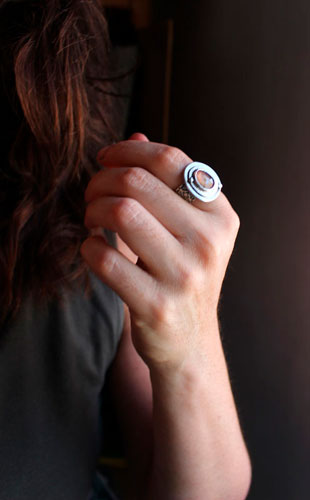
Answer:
80, 133, 251, 500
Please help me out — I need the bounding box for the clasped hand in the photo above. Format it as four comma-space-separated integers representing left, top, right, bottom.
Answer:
81, 134, 240, 372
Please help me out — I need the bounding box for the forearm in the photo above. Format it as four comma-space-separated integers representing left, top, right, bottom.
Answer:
145, 321, 251, 500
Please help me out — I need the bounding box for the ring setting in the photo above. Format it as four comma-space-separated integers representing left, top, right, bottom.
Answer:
175, 162, 223, 203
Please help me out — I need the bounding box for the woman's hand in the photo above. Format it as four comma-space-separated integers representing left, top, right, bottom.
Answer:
81, 136, 251, 499
81, 134, 240, 372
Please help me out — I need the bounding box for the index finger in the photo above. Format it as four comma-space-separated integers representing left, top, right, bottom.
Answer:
97, 140, 191, 186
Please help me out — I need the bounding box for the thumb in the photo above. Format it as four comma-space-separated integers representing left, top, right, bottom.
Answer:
128, 132, 149, 142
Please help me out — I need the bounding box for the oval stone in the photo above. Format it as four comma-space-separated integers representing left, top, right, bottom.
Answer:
194, 169, 214, 190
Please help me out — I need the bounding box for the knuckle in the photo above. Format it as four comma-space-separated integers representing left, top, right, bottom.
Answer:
156, 145, 185, 167
225, 209, 240, 234
191, 226, 222, 262
217, 209, 240, 250
190, 229, 231, 269
219, 199, 241, 235
112, 197, 140, 226
82, 239, 117, 275
149, 289, 171, 325
175, 263, 199, 289
98, 246, 118, 274
202, 239, 222, 264
120, 167, 152, 193
192, 209, 240, 263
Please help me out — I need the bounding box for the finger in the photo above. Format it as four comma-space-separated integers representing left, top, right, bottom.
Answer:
80, 236, 156, 317
84, 195, 182, 281
97, 140, 190, 185
128, 132, 149, 142
85, 166, 233, 242
95, 133, 149, 165
96, 140, 227, 214
85, 166, 204, 241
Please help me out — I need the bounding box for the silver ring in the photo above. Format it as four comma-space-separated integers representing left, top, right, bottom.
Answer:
175, 162, 223, 203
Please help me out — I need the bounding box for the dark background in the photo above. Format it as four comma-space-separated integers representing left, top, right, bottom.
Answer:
105, 1, 310, 498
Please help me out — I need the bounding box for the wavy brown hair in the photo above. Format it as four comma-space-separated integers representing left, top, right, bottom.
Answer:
0, 0, 120, 326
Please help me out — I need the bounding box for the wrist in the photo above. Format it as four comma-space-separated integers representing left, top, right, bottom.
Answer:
149, 321, 223, 392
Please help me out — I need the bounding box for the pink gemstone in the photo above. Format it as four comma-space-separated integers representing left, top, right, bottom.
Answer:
195, 170, 214, 190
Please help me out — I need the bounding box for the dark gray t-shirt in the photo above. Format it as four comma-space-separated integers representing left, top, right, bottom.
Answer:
0, 230, 124, 500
